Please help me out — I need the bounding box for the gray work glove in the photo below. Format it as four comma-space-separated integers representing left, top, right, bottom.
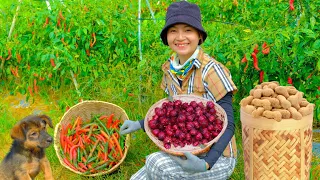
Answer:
169, 152, 207, 173
119, 120, 142, 135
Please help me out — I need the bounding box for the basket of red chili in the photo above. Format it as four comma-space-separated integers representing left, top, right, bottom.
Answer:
54, 100, 130, 176
144, 94, 228, 156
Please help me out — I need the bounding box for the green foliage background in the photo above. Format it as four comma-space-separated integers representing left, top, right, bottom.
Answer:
0, 0, 319, 122
0, 0, 320, 179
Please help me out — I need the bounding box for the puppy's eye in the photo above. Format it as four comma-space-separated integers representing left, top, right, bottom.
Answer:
30, 132, 38, 137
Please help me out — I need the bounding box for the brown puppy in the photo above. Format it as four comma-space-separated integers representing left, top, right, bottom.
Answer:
0, 115, 54, 180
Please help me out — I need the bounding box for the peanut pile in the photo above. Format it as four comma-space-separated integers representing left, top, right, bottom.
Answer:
240, 81, 315, 121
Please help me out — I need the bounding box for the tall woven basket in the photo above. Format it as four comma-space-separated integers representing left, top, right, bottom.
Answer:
241, 108, 313, 180
54, 100, 130, 176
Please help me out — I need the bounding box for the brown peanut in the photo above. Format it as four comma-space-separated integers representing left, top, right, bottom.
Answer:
252, 107, 265, 118
272, 109, 291, 119
276, 95, 291, 109
288, 107, 302, 120
243, 105, 256, 114
298, 103, 314, 116
262, 110, 282, 122
240, 96, 254, 106
275, 86, 290, 98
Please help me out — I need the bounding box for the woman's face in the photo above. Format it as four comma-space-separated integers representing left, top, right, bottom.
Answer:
167, 23, 201, 63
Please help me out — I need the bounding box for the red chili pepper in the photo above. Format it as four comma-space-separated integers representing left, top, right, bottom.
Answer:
10, 67, 18, 77
16, 53, 22, 63
262, 42, 270, 55
90, 33, 96, 48
86, 49, 90, 56
34, 79, 38, 94
107, 114, 114, 128
57, 17, 61, 27
50, 58, 56, 67
253, 44, 259, 54
6, 49, 12, 60
251, 52, 260, 71
28, 86, 33, 96
259, 70, 264, 83
15, 67, 20, 77
289, 0, 294, 11
70, 145, 79, 160
63, 158, 77, 171
287, 77, 293, 85
123, 38, 127, 44
241, 54, 247, 63
43, 17, 49, 27
59, 10, 66, 20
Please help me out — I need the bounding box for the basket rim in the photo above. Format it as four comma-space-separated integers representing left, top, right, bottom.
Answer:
53, 100, 131, 176
240, 108, 313, 130
144, 94, 228, 156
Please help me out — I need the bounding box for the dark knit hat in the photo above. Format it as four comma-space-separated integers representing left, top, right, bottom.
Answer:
160, 1, 207, 46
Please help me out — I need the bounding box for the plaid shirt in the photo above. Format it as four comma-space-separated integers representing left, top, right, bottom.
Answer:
161, 48, 237, 101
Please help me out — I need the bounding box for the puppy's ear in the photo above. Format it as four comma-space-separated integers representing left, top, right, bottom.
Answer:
11, 122, 26, 141
39, 115, 53, 128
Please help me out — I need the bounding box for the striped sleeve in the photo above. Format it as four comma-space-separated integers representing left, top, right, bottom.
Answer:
161, 74, 169, 95
203, 62, 237, 102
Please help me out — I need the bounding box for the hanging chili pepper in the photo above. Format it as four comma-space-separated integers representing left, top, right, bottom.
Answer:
50, 58, 56, 67
251, 52, 260, 71
59, 10, 66, 20
262, 42, 270, 55
43, 17, 49, 28
28, 86, 33, 96
57, 17, 61, 27
16, 52, 22, 63
287, 77, 293, 85
6, 49, 12, 60
289, 0, 294, 11
90, 33, 96, 48
259, 70, 264, 83
86, 49, 90, 56
34, 79, 39, 94
253, 44, 259, 54
241, 54, 247, 63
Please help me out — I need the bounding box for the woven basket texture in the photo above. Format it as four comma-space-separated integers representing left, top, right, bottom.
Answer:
53, 100, 130, 176
145, 94, 228, 156
241, 108, 313, 180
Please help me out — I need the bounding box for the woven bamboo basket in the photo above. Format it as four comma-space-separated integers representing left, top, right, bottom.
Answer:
53, 100, 130, 176
240, 108, 313, 180
145, 94, 228, 156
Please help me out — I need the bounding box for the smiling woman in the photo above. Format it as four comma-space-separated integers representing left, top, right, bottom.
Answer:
166, 24, 201, 63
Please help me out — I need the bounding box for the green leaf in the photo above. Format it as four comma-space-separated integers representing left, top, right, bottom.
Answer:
317, 60, 320, 71
300, 28, 316, 39
82, 28, 87, 35
53, 62, 62, 71
96, 19, 106, 26
313, 39, 320, 50
310, 17, 316, 29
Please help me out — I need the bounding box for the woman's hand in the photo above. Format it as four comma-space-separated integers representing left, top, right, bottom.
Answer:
119, 120, 141, 135
169, 152, 208, 173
